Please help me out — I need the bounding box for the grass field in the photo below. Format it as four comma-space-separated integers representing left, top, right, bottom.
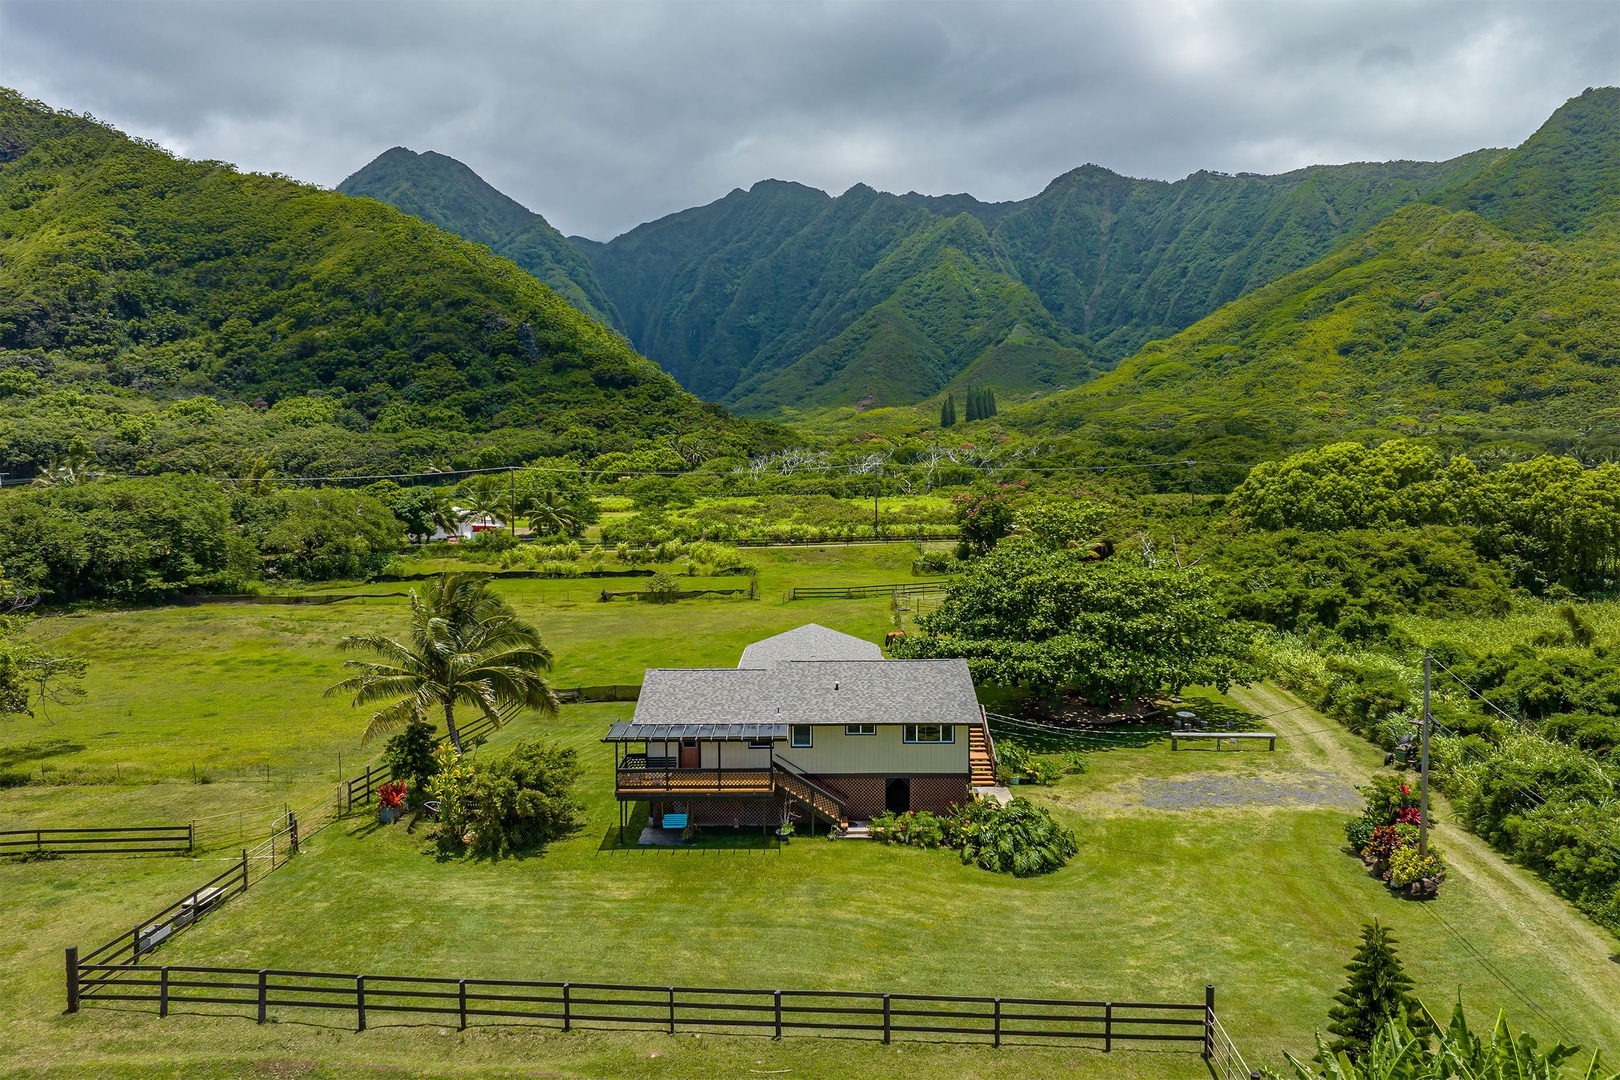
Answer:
2, 544, 1618, 1079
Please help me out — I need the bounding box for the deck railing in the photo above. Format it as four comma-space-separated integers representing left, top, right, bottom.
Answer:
614, 767, 775, 795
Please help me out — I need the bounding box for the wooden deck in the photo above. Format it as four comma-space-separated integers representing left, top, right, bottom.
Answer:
614, 768, 775, 797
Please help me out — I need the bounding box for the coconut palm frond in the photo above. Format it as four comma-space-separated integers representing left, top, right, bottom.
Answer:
361, 696, 428, 745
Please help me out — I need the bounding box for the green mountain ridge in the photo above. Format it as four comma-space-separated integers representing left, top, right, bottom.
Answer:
996, 87, 1620, 471
0, 89, 770, 477
336, 147, 624, 330
348, 134, 1499, 417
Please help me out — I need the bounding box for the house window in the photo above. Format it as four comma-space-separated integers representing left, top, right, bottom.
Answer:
844, 724, 876, 736
790, 725, 813, 748
903, 724, 954, 744
747, 738, 774, 749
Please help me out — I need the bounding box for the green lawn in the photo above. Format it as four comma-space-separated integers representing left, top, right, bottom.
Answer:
2, 546, 1619, 1078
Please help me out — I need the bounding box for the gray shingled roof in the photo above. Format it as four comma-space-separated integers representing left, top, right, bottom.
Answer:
738, 624, 882, 668
628, 659, 979, 729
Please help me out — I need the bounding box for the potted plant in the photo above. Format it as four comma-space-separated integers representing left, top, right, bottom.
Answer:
775, 820, 795, 841
378, 779, 408, 824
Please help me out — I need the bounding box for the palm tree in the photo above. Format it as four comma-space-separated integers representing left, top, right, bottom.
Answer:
457, 473, 509, 532
326, 574, 558, 753
32, 453, 99, 487
516, 486, 579, 539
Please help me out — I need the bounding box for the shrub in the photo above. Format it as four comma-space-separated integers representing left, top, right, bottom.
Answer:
1362, 824, 1409, 864
427, 741, 584, 858
870, 810, 947, 847
948, 797, 1077, 877
1387, 846, 1445, 888
1026, 757, 1064, 785
644, 572, 680, 603
382, 720, 439, 793
1344, 818, 1375, 854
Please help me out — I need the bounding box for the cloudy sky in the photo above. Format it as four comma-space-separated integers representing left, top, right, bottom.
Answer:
2, 1, 1615, 239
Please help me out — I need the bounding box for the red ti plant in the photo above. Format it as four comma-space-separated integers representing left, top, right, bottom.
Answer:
378, 779, 408, 810
1395, 806, 1422, 825
1363, 824, 1410, 864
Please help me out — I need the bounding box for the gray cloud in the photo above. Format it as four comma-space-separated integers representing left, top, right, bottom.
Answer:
1, 0, 1615, 239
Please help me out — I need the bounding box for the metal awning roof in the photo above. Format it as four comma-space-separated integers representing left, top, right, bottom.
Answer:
603, 721, 790, 743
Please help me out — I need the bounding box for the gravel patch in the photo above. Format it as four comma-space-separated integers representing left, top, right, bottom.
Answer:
1131, 770, 1361, 811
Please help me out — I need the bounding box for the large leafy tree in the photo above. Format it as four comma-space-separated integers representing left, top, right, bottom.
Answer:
894, 541, 1257, 704
327, 573, 558, 753
0, 563, 86, 718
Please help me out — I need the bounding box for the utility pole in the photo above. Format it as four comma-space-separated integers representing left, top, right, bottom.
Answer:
1419, 649, 1431, 856
873, 466, 881, 539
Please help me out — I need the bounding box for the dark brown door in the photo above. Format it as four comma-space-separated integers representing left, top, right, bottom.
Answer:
679, 739, 700, 769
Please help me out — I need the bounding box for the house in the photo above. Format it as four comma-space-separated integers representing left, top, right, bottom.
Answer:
603, 624, 997, 838
429, 508, 504, 542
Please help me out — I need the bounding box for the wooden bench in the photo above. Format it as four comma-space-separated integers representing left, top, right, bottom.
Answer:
1170, 731, 1276, 751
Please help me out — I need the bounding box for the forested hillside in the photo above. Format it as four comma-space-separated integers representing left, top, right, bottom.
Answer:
337, 147, 624, 329
0, 91, 777, 477
571, 145, 1493, 414
1002, 88, 1620, 471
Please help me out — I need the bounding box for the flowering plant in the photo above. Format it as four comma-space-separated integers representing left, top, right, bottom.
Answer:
1395, 806, 1422, 825
378, 779, 408, 810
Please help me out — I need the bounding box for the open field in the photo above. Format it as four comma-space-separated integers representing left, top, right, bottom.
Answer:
2, 546, 1619, 1078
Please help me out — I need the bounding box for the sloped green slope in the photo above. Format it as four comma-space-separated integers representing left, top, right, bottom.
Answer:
0, 90, 765, 474
729, 213, 1091, 411
1006, 203, 1620, 465
1441, 86, 1620, 239
337, 146, 623, 328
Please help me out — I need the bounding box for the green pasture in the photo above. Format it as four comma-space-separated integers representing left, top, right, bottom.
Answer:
1, 545, 1618, 1078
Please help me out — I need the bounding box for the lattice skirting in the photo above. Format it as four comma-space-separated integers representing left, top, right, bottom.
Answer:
817, 775, 971, 819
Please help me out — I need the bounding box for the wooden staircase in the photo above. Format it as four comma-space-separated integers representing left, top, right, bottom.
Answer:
969, 722, 997, 786
773, 763, 848, 829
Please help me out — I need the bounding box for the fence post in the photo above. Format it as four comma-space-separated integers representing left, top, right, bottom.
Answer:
64, 947, 79, 1014
132, 923, 143, 965
993, 998, 1001, 1048
356, 975, 366, 1032
458, 979, 467, 1031
668, 987, 676, 1034
774, 990, 782, 1039
1104, 1002, 1112, 1052
288, 812, 298, 855
160, 967, 169, 1018
257, 970, 267, 1024
882, 994, 891, 1045
1204, 984, 1215, 1059
563, 983, 571, 1031
187, 823, 194, 853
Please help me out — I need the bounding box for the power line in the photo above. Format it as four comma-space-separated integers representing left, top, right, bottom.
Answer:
95, 456, 1264, 486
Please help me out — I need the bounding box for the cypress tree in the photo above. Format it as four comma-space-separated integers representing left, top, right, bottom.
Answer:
986, 387, 997, 417
965, 386, 980, 422
1325, 921, 1421, 1061
940, 394, 956, 428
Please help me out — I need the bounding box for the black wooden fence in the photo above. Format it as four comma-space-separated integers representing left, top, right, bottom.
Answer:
0, 825, 193, 857
787, 580, 951, 600
554, 684, 642, 704
66, 953, 1217, 1056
